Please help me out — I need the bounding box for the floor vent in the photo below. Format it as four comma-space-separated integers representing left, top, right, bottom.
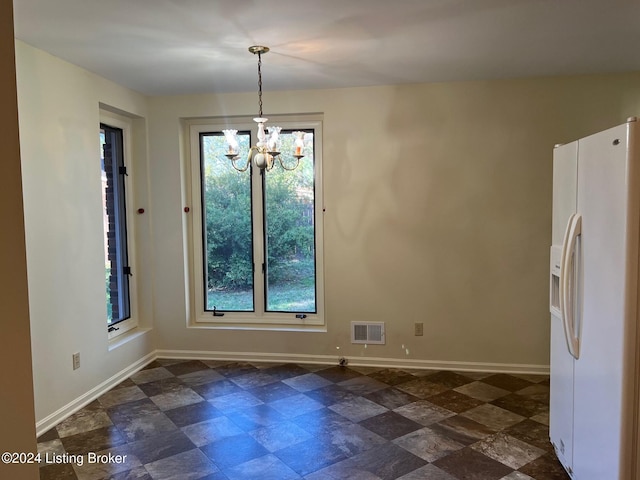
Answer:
351, 322, 385, 345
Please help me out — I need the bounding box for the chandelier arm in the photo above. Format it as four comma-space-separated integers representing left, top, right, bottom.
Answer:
277, 156, 301, 171
230, 154, 251, 172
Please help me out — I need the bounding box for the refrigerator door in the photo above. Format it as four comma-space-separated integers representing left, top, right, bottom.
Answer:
572, 123, 629, 480
549, 141, 578, 475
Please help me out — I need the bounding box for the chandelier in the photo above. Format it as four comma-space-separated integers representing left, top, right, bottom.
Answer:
223, 46, 306, 172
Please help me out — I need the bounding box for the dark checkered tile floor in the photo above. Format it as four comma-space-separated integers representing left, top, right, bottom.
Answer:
36, 360, 570, 480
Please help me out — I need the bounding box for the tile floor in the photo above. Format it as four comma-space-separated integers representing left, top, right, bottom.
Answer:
36, 360, 570, 480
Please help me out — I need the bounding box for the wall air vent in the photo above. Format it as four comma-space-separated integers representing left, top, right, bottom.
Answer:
351, 322, 385, 345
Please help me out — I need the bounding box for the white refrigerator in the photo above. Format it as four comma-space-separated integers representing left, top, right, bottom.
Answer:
549, 117, 640, 479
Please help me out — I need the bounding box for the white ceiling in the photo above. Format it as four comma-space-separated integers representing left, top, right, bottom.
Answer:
12, 0, 640, 96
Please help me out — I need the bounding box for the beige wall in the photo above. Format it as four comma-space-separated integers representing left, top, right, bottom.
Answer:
0, 1, 38, 478
15, 41, 155, 426
147, 73, 640, 370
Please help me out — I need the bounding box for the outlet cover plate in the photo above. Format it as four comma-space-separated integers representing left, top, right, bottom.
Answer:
72, 352, 80, 370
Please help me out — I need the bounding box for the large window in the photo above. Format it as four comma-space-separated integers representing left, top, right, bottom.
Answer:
188, 117, 324, 328
101, 113, 137, 338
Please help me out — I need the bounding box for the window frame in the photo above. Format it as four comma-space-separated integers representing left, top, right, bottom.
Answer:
100, 111, 139, 340
187, 115, 325, 330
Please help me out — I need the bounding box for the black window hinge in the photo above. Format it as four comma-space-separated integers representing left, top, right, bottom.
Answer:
119, 166, 128, 176
262, 263, 266, 273
123, 266, 132, 276
212, 306, 225, 317
296, 314, 307, 319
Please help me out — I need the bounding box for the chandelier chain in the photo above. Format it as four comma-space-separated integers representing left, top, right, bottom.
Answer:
257, 51, 263, 118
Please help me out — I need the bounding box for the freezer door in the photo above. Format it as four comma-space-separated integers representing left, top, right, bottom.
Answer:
549, 141, 578, 476
550, 312, 575, 475
552, 142, 578, 246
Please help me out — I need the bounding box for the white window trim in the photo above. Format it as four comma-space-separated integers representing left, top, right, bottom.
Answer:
100, 110, 139, 340
186, 115, 325, 330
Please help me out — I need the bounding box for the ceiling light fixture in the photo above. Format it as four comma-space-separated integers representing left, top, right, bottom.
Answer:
223, 45, 306, 172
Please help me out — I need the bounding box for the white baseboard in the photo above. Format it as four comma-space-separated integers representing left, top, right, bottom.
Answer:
36, 349, 548, 436
35, 352, 156, 437
156, 349, 550, 375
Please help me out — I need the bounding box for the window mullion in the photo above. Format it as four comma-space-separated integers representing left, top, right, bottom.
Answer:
251, 152, 266, 317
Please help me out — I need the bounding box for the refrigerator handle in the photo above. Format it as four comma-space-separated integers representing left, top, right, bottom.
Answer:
562, 214, 582, 359
559, 214, 574, 355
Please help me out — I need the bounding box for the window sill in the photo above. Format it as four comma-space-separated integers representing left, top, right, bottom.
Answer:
108, 327, 152, 351
188, 322, 327, 333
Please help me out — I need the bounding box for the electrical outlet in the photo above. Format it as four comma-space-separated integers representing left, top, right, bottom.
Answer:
72, 352, 80, 370
414, 322, 424, 336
